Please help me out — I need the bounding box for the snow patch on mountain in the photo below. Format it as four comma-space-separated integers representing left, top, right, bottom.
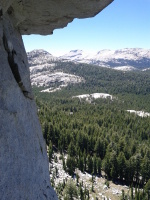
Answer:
127, 110, 150, 117
60, 48, 150, 70
95, 48, 150, 61
142, 68, 150, 71
41, 86, 66, 93
60, 49, 94, 65
113, 66, 137, 71
73, 93, 114, 102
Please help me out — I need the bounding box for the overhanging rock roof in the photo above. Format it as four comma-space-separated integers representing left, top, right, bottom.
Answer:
1, 0, 113, 35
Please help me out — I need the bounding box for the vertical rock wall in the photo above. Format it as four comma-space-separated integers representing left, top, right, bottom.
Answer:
0, 14, 57, 200
0, 1, 113, 199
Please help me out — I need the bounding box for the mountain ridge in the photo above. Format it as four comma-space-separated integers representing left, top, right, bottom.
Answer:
59, 48, 150, 70
28, 48, 150, 71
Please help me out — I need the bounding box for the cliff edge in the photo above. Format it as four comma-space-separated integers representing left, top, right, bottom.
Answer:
0, 0, 113, 199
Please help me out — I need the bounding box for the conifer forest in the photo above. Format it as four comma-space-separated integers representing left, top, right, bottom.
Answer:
33, 62, 150, 199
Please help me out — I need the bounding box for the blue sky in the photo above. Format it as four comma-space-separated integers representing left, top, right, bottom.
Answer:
22, 0, 150, 56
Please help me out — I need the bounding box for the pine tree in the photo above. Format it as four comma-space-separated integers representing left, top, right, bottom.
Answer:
87, 155, 93, 173
43, 122, 48, 144
121, 189, 125, 200
78, 156, 84, 172
145, 179, 150, 200
93, 155, 97, 174
79, 183, 84, 200
68, 141, 76, 157
130, 184, 133, 200
141, 155, 150, 184
117, 152, 126, 181
66, 156, 76, 176
102, 155, 111, 179
63, 179, 78, 200
97, 157, 101, 176
134, 154, 141, 184
62, 156, 66, 171
110, 151, 118, 181
83, 151, 87, 172
48, 141, 53, 162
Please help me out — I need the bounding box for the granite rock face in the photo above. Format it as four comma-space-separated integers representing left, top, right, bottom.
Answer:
1, 0, 113, 35
0, 0, 113, 199
0, 14, 57, 200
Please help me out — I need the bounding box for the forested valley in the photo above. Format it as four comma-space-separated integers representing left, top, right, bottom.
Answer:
33, 61, 150, 199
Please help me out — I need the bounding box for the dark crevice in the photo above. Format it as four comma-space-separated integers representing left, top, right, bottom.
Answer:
7, 6, 14, 16
43, 193, 47, 199
0, 9, 3, 17
40, 145, 43, 154
2, 32, 33, 100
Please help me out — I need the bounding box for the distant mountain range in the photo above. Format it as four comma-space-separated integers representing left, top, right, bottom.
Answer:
59, 48, 150, 71
27, 48, 150, 92
28, 48, 150, 71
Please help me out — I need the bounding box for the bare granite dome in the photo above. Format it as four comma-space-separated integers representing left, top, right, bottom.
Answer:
0, 0, 113, 199
1, 0, 113, 35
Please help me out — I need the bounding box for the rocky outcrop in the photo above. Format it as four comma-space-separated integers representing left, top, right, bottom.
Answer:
1, 0, 113, 35
0, 0, 113, 199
